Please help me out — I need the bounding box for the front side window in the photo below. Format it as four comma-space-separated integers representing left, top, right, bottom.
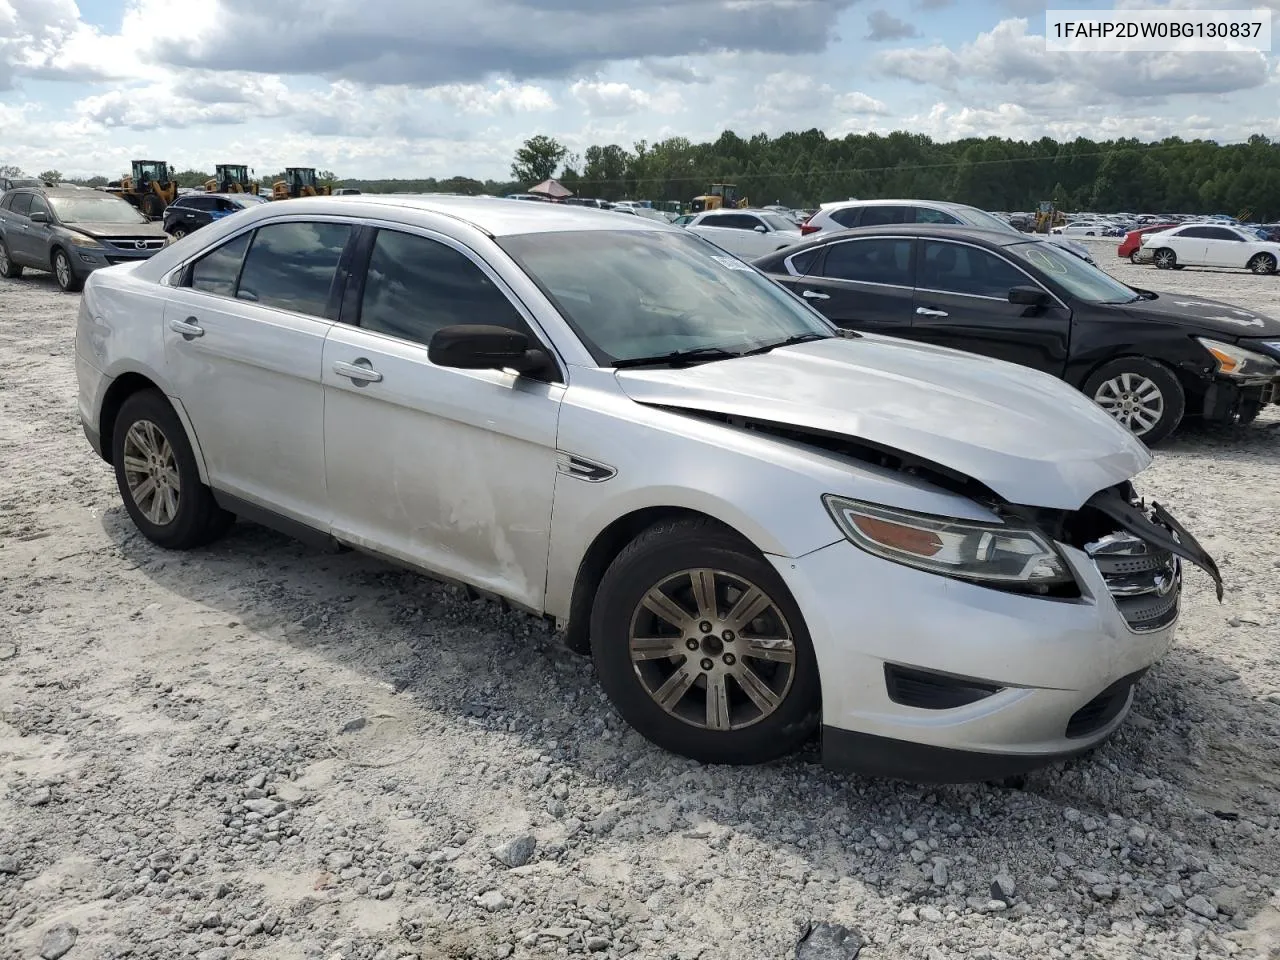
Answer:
236, 222, 351, 317
358, 230, 527, 347
915, 207, 962, 225
189, 232, 252, 296
28, 195, 51, 219
1209, 227, 1242, 241
1007, 240, 1136, 304
499, 229, 833, 364
822, 238, 913, 286
918, 240, 1027, 298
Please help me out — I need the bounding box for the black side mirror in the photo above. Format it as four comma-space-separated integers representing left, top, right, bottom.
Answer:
428, 324, 551, 377
29, 211, 49, 224
1008, 285, 1048, 306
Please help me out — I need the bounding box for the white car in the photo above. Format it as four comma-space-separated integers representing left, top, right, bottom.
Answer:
685, 209, 805, 259
74, 195, 1221, 782
1053, 221, 1113, 237
1141, 223, 1280, 274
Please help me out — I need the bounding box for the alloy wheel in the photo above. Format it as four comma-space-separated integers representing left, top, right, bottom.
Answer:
172, 228, 186, 240
121, 419, 181, 525
1154, 250, 1174, 269
1093, 373, 1165, 436
1251, 254, 1276, 275
55, 252, 72, 289
627, 568, 796, 732
0, 246, 9, 273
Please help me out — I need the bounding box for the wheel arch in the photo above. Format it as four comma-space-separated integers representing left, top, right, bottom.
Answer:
561, 506, 757, 655
99, 373, 210, 483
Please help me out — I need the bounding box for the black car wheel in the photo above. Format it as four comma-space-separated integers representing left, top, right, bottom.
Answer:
52, 248, 83, 293
1083, 358, 1185, 445
0, 239, 23, 278
111, 390, 234, 549
1153, 248, 1177, 270
170, 226, 188, 240
590, 517, 820, 766
1248, 252, 1277, 275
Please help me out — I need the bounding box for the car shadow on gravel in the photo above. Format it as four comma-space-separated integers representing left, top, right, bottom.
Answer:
97, 503, 1279, 920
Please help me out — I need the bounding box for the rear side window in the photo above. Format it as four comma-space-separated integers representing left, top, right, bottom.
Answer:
0, 194, 13, 211
236, 222, 352, 317
190, 232, 252, 296
357, 229, 527, 348
829, 207, 861, 228
822, 238, 913, 285
787, 248, 821, 276
858, 206, 910, 227
918, 241, 1027, 298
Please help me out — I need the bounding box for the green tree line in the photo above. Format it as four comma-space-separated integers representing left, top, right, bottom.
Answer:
7, 130, 1280, 217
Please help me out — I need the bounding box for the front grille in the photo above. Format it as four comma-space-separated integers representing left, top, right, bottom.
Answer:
100, 237, 166, 250
884, 664, 1002, 709
1085, 532, 1180, 632
1066, 668, 1147, 738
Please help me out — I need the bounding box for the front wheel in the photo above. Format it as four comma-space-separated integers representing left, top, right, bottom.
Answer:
1129, 251, 1141, 264
590, 518, 820, 766
1248, 252, 1277, 275
1083, 358, 1186, 445
52, 249, 83, 292
1153, 248, 1177, 270
111, 390, 233, 549
170, 226, 187, 240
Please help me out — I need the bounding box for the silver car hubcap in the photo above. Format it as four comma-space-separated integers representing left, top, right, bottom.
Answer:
1254, 256, 1274, 274
1094, 373, 1164, 435
55, 254, 71, 287
0, 247, 8, 272
628, 568, 796, 731
1155, 251, 1172, 267
122, 420, 181, 525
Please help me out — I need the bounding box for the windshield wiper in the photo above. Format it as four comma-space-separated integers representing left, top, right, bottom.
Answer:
612, 346, 744, 369
739, 332, 834, 356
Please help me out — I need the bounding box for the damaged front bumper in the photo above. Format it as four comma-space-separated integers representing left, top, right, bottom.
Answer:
773, 486, 1220, 783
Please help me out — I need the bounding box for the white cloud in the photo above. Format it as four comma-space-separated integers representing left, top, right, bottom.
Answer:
835, 91, 889, 115
569, 80, 651, 116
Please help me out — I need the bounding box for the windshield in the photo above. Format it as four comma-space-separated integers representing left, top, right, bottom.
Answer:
956, 205, 1023, 235
498, 229, 834, 364
231, 194, 266, 207
49, 196, 148, 225
1007, 240, 1137, 303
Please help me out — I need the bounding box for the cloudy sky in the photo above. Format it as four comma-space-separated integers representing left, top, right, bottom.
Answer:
1, 0, 1277, 181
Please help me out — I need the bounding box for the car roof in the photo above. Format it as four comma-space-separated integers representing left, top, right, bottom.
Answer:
818, 198, 975, 211
280, 194, 674, 237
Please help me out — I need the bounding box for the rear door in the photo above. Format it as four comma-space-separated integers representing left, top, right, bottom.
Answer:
911, 238, 1072, 376
161, 219, 352, 527
788, 235, 916, 335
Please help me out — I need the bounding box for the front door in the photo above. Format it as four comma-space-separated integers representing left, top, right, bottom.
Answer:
322, 226, 563, 612
787, 235, 916, 336
161, 220, 351, 527
910, 238, 1072, 376
8, 193, 43, 265
1201, 226, 1247, 268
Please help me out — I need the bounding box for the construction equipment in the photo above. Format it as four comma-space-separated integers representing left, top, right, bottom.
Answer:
106, 160, 178, 219
690, 183, 748, 213
272, 168, 332, 200
206, 164, 259, 195
1033, 200, 1065, 234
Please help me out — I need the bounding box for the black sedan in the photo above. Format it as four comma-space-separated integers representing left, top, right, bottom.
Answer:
752, 224, 1280, 444
162, 192, 266, 239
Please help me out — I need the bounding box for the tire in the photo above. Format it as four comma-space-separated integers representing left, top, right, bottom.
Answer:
170, 226, 187, 240
590, 517, 821, 766
141, 194, 164, 219
52, 248, 83, 292
1083, 357, 1186, 445
110, 390, 233, 549
1129, 252, 1140, 264
0, 239, 22, 278
1153, 248, 1176, 270
1248, 252, 1277, 275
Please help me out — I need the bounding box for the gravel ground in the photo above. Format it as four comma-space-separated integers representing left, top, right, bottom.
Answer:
2, 248, 1279, 960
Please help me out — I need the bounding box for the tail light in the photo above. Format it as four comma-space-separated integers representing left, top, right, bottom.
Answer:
800, 223, 821, 236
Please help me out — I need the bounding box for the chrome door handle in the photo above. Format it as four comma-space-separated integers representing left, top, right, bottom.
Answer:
333, 359, 383, 383
168, 316, 204, 338
801, 289, 830, 300
916, 307, 949, 317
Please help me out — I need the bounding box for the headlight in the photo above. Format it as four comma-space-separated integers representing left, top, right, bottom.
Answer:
1195, 337, 1280, 380
67, 232, 103, 248
823, 497, 1074, 589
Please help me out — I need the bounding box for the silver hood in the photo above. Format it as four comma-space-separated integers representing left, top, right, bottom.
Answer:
615, 335, 1152, 511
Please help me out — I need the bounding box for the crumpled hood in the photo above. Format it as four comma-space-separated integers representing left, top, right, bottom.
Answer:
1122, 292, 1280, 338
68, 220, 169, 240
615, 336, 1152, 511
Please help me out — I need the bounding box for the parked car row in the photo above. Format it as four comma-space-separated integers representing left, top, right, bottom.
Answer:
1136, 223, 1280, 275
74, 194, 1228, 783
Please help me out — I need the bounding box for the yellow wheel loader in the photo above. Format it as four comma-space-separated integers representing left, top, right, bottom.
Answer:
690, 183, 748, 213
272, 168, 333, 200
106, 160, 178, 219
206, 164, 260, 196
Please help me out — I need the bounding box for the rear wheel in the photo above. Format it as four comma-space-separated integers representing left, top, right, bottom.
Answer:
1248, 252, 1277, 275
141, 194, 164, 219
1153, 248, 1177, 270
52, 249, 83, 292
0, 240, 22, 278
590, 518, 820, 766
111, 390, 233, 549
1083, 358, 1186, 445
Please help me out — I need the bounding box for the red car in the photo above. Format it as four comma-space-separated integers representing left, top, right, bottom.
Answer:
1118, 223, 1178, 261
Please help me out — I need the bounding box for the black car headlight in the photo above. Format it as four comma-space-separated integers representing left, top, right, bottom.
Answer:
1196, 338, 1280, 381
823, 497, 1074, 590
